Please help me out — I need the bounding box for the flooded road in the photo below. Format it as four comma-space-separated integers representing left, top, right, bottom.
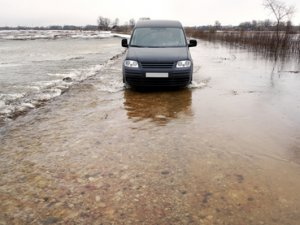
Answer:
1, 40, 300, 225
0, 35, 125, 123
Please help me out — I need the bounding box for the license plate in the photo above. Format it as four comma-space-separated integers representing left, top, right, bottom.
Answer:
146, 73, 169, 78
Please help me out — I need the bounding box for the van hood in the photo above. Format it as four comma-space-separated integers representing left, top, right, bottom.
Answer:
126, 47, 189, 62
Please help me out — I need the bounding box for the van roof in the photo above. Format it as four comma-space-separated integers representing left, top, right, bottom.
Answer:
135, 20, 183, 28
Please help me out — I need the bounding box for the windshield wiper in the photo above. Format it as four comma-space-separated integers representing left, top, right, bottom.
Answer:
130, 45, 145, 48
130, 46, 162, 48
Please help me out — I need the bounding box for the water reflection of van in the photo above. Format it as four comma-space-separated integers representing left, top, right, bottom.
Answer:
123, 89, 192, 125
121, 20, 197, 87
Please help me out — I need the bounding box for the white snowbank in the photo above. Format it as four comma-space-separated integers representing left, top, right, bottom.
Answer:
0, 30, 130, 40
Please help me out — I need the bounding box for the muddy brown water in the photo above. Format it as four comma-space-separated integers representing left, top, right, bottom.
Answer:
1, 41, 300, 225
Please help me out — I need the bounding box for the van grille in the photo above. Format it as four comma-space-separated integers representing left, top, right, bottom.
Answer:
141, 62, 174, 69
126, 77, 190, 87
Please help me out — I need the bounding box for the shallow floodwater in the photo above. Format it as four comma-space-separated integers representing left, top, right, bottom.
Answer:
0, 32, 126, 123
0, 39, 300, 225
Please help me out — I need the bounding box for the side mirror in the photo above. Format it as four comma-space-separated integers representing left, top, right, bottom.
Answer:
188, 39, 197, 47
122, 39, 128, 47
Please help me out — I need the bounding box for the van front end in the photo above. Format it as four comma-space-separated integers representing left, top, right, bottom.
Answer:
123, 59, 193, 87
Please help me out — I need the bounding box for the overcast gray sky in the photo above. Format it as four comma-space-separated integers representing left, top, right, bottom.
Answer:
0, 0, 299, 27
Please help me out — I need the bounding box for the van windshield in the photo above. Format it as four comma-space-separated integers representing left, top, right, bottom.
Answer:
130, 28, 187, 48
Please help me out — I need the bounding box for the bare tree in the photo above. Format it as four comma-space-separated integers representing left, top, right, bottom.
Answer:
113, 18, 119, 27
263, 19, 273, 29
214, 21, 221, 30
263, 0, 296, 56
263, 0, 295, 34
129, 18, 136, 28
97, 16, 111, 31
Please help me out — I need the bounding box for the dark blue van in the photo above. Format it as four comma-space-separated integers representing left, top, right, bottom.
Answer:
121, 20, 197, 87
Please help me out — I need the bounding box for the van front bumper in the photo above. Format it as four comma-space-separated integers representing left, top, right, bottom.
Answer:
123, 68, 192, 87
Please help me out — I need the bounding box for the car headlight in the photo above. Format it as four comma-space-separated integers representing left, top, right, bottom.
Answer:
124, 60, 139, 68
176, 60, 191, 68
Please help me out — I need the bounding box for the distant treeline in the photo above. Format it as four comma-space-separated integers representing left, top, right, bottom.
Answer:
0, 16, 140, 32
1, 19, 299, 32
0, 24, 133, 32
187, 20, 300, 33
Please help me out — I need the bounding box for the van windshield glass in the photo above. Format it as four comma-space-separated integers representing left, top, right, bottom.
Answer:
130, 28, 187, 47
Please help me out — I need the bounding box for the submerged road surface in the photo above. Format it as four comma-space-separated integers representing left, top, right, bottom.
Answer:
1, 40, 300, 225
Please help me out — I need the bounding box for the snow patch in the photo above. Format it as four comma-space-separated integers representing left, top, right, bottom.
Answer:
0, 30, 131, 41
